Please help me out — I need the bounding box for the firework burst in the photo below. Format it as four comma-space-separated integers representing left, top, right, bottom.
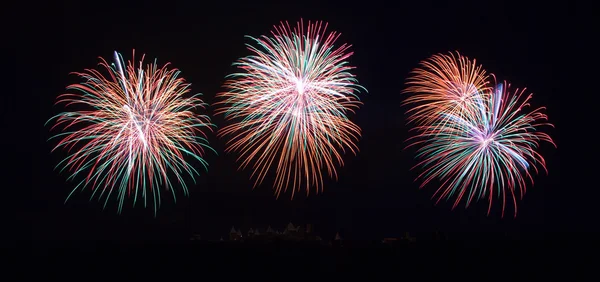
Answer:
47, 50, 215, 214
402, 52, 491, 128
216, 20, 366, 198
408, 78, 555, 217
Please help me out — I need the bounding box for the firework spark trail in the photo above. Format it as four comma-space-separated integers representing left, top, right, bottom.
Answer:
217, 20, 366, 198
47, 50, 215, 214
409, 80, 555, 217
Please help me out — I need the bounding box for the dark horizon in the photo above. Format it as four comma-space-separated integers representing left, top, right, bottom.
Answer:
22, 0, 568, 242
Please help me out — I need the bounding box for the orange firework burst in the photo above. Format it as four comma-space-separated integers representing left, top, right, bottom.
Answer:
402, 52, 491, 127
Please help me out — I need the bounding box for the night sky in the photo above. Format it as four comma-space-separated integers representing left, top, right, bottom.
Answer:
23, 0, 568, 241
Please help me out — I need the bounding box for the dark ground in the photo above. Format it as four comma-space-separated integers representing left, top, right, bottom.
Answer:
25, 236, 586, 280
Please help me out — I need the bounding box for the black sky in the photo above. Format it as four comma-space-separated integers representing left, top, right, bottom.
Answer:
21, 0, 572, 241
